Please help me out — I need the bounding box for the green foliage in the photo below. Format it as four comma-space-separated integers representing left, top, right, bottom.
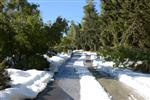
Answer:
0, 0, 69, 89
0, 0, 44, 57
54, 40, 72, 53
58, 21, 81, 52
94, 0, 150, 72
68, 0, 150, 72
0, 0, 68, 69
100, 0, 150, 49
16, 55, 49, 70
48, 17, 69, 47
0, 60, 10, 90
62, 21, 79, 48
99, 46, 150, 73
80, 0, 100, 51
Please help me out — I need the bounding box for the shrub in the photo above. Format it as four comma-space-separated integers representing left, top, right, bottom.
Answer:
46, 48, 57, 57
98, 46, 150, 73
54, 45, 70, 53
16, 55, 49, 70
0, 60, 10, 90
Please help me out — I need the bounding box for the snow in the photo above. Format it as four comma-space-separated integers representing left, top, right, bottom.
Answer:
2, 50, 150, 100
0, 53, 70, 100
73, 49, 84, 53
43, 54, 64, 63
92, 54, 150, 100
80, 51, 150, 100
80, 75, 110, 100
57, 53, 70, 60
7, 69, 49, 86
74, 53, 111, 100
43, 53, 70, 72
0, 69, 53, 100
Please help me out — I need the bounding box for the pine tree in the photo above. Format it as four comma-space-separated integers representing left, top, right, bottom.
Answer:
81, 0, 99, 51
49, 17, 68, 47
0, 0, 68, 69
74, 23, 82, 49
99, 0, 150, 72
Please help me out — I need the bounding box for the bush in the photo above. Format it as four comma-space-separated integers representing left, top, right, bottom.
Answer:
53, 40, 75, 53
98, 46, 150, 73
0, 60, 10, 90
46, 48, 57, 57
16, 55, 49, 70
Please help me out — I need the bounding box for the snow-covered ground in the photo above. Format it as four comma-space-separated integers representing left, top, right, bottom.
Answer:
0, 53, 70, 100
0, 69, 53, 100
44, 53, 70, 72
74, 53, 111, 100
1, 50, 150, 100
85, 52, 150, 100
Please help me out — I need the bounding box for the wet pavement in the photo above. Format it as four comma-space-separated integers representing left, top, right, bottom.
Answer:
35, 53, 81, 100
89, 68, 145, 100
35, 52, 144, 100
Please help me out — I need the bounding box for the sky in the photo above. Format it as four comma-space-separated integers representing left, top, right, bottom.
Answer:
28, 0, 101, 23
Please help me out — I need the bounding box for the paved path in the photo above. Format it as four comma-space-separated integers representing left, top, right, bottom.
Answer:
89, 69, 145, 100
35, 52, 144, 100
35, 53, 81, 100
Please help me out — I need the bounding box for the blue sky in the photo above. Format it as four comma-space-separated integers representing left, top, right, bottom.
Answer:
28, 0, 100, 23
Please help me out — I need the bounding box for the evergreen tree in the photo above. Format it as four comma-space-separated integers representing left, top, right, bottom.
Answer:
81, 0, 99, 51
49, 16, 68, 47
0, 0, 69, 69
66, 21, 81, 49
58, 21, 80, 51
99, 0, 150, 72
74, 23, 82, 49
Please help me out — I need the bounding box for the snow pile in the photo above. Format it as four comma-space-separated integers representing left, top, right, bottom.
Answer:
57, 53, 71, 61
73, 49, 84, 53
0, 69, 53, 100
0, 53, 71, 100
96, 57, 150, 100
74, 53, 111, 100
44, 53, 71, 72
